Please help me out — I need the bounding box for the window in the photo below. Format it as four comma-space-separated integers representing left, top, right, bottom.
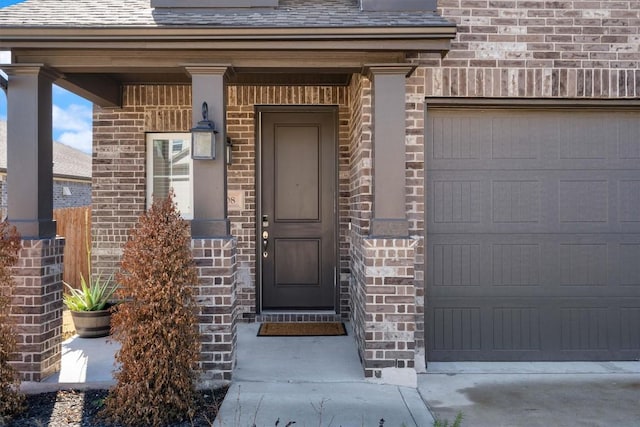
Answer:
147, 133, 193, 219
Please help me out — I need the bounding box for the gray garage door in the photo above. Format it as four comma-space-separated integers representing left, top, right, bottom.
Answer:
426, 107, 640, 361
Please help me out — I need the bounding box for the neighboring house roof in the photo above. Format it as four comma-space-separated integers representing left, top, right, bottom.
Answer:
0, 120, 91, 180
0, 0, 452, 28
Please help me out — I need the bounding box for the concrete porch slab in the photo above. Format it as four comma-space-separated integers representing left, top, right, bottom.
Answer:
20, 336, 119, 394
215, 322, 434, 427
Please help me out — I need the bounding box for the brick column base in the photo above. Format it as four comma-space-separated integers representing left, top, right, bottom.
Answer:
11, 238, 65, 382
192, 238, 237, 386
351, 234, 418, 387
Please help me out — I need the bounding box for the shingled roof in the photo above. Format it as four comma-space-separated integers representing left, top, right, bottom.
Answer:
0, 0, 453, 28
0, 120, 92, 180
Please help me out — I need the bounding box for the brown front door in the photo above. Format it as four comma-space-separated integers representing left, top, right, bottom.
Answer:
260, 108, 337, 310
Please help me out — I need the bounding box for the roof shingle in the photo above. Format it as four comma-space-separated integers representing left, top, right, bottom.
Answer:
0, 0, 452, 28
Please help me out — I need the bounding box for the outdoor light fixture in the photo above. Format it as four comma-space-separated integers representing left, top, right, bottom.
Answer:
191, 101, 217, 160
226, 137, 233, 165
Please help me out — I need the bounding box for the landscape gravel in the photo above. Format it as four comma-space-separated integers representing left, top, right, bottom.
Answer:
4, 388, 228, 427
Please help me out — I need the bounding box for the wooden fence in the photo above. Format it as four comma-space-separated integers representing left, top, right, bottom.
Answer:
53, 206, 91, 291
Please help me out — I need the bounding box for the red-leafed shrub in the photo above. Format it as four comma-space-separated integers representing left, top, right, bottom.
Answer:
103, 192, 201, 426
0, 220, 24, 423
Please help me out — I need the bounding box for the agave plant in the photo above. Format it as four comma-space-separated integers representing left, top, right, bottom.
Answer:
63, 209, 117, 312
63, 273, 116, 311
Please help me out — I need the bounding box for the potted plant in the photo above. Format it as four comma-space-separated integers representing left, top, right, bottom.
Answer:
64, 273, 116, 338
63, 210, 117, 338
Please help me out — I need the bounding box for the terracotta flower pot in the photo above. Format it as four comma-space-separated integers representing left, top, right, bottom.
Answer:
70, 307, 112, 338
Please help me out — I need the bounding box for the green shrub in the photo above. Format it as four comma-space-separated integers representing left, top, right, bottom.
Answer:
103, 192, 201, 426
0, 220, 25, 423
433, 411, 463, 427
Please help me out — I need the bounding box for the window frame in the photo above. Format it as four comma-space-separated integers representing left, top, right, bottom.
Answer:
146, 132, 194, 220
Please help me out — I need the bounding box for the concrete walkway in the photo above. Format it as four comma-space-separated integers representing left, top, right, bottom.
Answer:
19, 327, 640, 427
214, 323, 434, 427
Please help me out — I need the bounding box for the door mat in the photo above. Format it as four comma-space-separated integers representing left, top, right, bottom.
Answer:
258, 322, 347, 337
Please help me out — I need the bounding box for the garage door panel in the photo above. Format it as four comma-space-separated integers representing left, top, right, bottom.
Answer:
428, 297, 640, 361
427, 108, 640, 361
620, 243, 640, 286
620, 307, 640, 350
492, 306, 543, 351
429, 234, 640, 299
619, 179, 640, 224
429, 171, 640, 234
429, 299, 555, 360
428, 110, 640, 171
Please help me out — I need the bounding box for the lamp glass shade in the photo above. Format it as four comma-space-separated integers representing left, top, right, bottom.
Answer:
191, 131, 216, 160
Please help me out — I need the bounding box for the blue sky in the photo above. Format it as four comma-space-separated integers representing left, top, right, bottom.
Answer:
0, 0, 25, 6
1, 52, 93, 154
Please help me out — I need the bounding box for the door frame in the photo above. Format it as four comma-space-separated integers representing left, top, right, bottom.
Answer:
255, 105, 340, 314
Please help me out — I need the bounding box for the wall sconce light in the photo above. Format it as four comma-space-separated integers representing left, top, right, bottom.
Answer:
191, 101, 217, 160
226, 137, 233, 165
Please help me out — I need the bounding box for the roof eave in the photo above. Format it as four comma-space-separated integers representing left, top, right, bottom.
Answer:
0, 24, 457, 44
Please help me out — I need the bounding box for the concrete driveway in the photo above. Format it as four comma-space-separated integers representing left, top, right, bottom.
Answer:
419, 362, 640, 427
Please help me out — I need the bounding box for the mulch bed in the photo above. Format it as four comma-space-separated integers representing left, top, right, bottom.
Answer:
5, 387, 228, 427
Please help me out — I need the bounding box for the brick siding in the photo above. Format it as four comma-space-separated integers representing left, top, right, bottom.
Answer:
405, 67, 428, 369
52, 180, 91, 209
93, 84, 353, 380
351, 237, 418, 381
93, 85, 191, 276
10, 238, 65, 381
192, 238, 237, 383
417, 0, 640, 98
347, 72, 421, 379
88, 0, 639, 381
94, 84, 353, 318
